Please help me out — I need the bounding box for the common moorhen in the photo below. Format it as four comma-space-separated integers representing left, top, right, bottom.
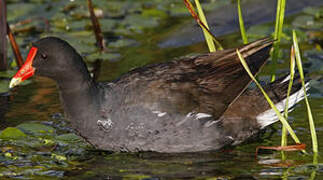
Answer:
10, 37, 307, 152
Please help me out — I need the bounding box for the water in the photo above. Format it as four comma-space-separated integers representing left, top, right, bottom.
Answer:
0, 0, 322, 179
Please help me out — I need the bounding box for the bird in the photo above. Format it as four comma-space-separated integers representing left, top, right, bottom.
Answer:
9, 37, 308, 153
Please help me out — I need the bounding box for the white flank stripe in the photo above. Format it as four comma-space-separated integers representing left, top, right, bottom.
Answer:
195, 113, 212, 119
280, 75, 291, 84
152, 111, 167, 117
256, 82, 309, 129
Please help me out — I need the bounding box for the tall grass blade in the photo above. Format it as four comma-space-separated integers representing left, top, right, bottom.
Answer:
183, 0, 223, 51
271, 0, 286, 82
237, 0, 248, 44
274, 0, 286, 41
194, 0, 216, 52
292, 30, 318, 153
236, 49, 302, 146
281, 46, 296, 147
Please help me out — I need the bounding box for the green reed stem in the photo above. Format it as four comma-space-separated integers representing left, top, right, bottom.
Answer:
292, 30, 318, 153
194, 0, 216, 52
184, 0, 223, 51
271, 0, 286, 82
237, 0, 248, 44
281, 46, 296, 147
309, 153, 319, 180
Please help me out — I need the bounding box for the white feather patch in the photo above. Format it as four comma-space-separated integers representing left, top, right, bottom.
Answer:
186, 112, 194, 118
176, 112, 213, 126
204, 120, 220, 127
152, 111, 167, 117
97, 119, 113, 130
256, 82, 309, 129
280, 75, 291, 84
195, 113, 212, 119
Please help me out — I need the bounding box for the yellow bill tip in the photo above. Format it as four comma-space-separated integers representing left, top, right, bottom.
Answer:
9, 77, 22, 89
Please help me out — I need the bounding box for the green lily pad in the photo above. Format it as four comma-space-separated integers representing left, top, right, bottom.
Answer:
0, 80, 9, 93
17, 123, 55, 136
68, 30, 94, 37
101, 1, 127, 18
0, 127, 27, 139
56, 133, 82, 142
51, 153, 67, 161
292, 15, 323, 30
85, 52, 121, 62
42, 32, 97, 54
69, 7, 90, 20
142, 9, 168, 19
120, 14, 160, 34
24, 137, 57, 150
168, 3, 190, 17
68, 19, 91, 31
99, 19, 118, 32
108, 39, 138, 49
7, 3, 35, 21
246, 24, 273, 38
303, 7, 323, 18
0, 70, 17, 78
200, 1, 228, 12
52, 13, 69, 30
123, 174, 151, 180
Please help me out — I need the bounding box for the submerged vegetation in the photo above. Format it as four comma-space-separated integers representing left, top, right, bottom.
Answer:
0, 0, 322, 179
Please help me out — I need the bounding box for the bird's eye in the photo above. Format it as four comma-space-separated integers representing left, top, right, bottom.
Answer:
41, 53, 47, 59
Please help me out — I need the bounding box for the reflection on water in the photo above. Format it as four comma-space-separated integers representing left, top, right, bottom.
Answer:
0, 0, 322, 179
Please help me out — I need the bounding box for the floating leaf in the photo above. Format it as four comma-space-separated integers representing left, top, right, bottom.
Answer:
168, 3, 190, 17
303, 7, 323, 18
0, 80, 9, 93
7, 3, 35, 21
120, 14, 159, 33
17, 123, 55, 136
0, 127, 27, 139
108, 39, 138, 49
99, 19, 117, 32
142, 9, 168, 19
68, 19, 90, 31
56, 133, 82, 142
51, 153, 67, 161
292, 15, 323, 30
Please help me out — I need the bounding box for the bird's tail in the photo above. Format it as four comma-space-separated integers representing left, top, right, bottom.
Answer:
256, 74, 310, 129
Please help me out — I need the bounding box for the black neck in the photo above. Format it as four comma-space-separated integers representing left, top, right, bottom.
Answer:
57, 74, 101, 137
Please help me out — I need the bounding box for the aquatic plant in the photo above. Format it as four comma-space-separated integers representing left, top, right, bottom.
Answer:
271, 0, 286, 81
292, 30, 317, 153
237, 0, 248, 44
187, 0, 318, 154
183, 0, 223, 51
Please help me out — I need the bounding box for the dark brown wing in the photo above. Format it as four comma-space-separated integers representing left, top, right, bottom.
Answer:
108, 38, 273, 120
